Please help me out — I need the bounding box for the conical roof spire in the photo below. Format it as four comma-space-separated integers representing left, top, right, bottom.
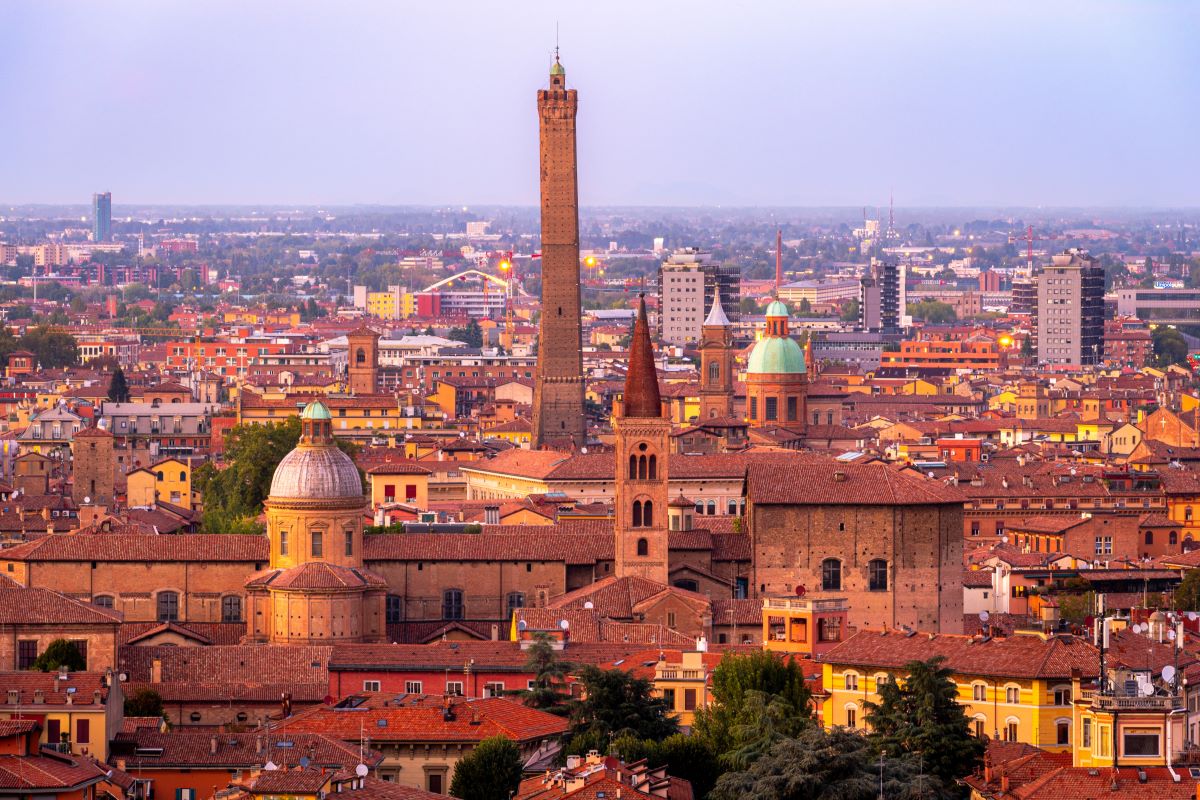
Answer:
622, 295, 662, 419
704, 287, 730, 327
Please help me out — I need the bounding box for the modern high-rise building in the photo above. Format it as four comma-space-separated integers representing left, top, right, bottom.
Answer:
858, 258, 905, 335
1034, 249, 1105, 367
657, 248, 740, 346
531, 55, 586, 450
92, 192, 112, 243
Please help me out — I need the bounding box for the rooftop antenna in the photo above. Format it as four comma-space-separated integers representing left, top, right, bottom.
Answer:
887, 189, 896, 240
775, 229, 783, 295
555, 22, 560, 62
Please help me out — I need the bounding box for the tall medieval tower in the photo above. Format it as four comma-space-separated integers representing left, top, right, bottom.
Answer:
614, 296, 669, 584
699, 288, 734, 420
532, 54, 586, 450
346, 324, 379, 395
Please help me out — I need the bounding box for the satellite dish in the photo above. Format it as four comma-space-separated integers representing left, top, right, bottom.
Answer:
581, 447, 588, 454
264, 761, 279, 771
299, 756, 311, 768
1141, 683, 1155, 697
979, 611, 990, 623
1169, 630, 1178, 641
1189, 612, 1198, 622
1164, 665, 1177, 683
583, 601, 594, 609
517, 620, 527, 631
83, 496, 91, 504
355, 764, 369, 777
559, 619, 570, 630
795, 585, 807, 597
1000, 536, 1009, 544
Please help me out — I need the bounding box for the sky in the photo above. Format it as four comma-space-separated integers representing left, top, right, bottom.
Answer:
2, 1, 1198, 208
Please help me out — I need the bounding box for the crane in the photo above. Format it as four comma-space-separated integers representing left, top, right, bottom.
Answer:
1009, 225, 1059, 276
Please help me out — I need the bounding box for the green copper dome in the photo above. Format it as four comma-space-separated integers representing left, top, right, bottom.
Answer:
550, 60, 565, 76
765, 299, 790, 317
746, 336, 806, 375
300, 400, 332, 420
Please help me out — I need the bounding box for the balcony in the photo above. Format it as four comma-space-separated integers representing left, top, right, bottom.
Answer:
762, 597, 848, 613
1091, 694, 1184, 711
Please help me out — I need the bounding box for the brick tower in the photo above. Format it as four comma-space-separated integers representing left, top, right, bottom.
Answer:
345, 324, 379, 395
614, 295, 669, 584
73, 425, 115, 506
532, 54, 586, 450
699, 287, 734, 420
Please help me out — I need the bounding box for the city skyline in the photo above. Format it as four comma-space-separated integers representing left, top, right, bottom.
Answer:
3, 1, 1198, 208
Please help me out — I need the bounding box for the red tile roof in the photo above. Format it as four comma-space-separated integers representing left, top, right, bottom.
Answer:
0, 752, 106, 791
247, 562, 388, 590
0, 671, 110, 706
115, 730, 380, 770
747, 455, 965, 506
0, 533, 267, 562
0, 577, 122, 624
622, 296, 663, 419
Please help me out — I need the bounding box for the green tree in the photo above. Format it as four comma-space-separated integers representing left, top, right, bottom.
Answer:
1152, 327, 1189, 368
692, 651, 813, 764
194, 417, 360, 533
124, 688, 164, 717
566, 665, 677, 753
907, 300, 958, 324
107, 367, 130, 403
19, 326, 78, 368
739, 297, 763, 316
1020, 334, 1034, 359
30, 639, 86, 672
448, 319, 484, 348
449, 735, 524, 800
1176, 569, 1200, 611
864, 657, 984, 786
711, 726, 945, 800
516, 633, 572, 713
610, 733, 722, 800
0, 326, 19, 363
797, 298, 812, 315
840, 299, 860, 323
1055, 577, 1096, 624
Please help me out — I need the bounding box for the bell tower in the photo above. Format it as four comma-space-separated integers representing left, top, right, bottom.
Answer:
614, 295, 669, 584
699, 287, 734, 420
346, 324, 379, 395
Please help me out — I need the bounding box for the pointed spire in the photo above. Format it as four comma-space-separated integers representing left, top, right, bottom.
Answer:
704, 287, 730, 327
622, 295, 662, 419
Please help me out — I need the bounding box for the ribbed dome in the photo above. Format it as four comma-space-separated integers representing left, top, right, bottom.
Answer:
765, 300, 790, 318
746, 336, 807, 375
269, 446, 363, 501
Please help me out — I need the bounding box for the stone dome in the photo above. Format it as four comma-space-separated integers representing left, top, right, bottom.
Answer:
269, 446, 363, 501
746, 336, 806, 375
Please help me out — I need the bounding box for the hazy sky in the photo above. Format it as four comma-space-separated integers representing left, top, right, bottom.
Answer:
3, 1, 1198, 207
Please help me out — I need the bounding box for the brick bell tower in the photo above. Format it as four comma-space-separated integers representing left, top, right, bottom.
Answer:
532, 52, 586, 450
614, 295, 670, 585
699, 287, 734, 420
346, 324, 379, 395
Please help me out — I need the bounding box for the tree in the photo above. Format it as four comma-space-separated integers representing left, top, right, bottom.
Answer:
1020, 334, 1034, 359
107, 367, 130, 403
516, 633, 572, 713
711, 726, 946, 800
907, 300, 957, 324
448, 319, 484, 348
19, 326, 78, 369
864, 657, 984, 786
566, 665, 677, 753
1176, 569, 1200, 611
739, 297, 763, 316
692, 651, 813, 765
449, 735, 523, 800
610, 733, 722, 800
31, 639, 86, 672
797, 298, 812, 315
1055, 577, 1096, 625
840, 299, 861, 323
124, 688, 164, 717
1152, 327, 1190, 368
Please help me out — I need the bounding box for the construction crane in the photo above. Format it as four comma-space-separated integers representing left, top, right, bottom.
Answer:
1009, 225, 1060, 276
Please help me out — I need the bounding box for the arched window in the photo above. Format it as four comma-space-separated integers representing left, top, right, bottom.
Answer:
632, 500, 643, 528
643, 500, 653, 527
93, 595, 114, 609
179, 470, 186, 482
1056, 719, 1070, 745
637, 538, 649, 556
845, 704, 858, 728
355, 347, 366, 365
1005, 685, 1020, 704
821, 558, 841, 591
1145, 531, 1154, 545
1170, 531, 1178, 545
706, 501, 716, 515
868, 559, 888, 591
628, 455, 637, 479
708, 362, 719, 384
506, 592, 525, 616
386, 595, 403, 623
648, 454, 657, 480
221, 595, 242, 623
637, 456, 647, 480
442, 589, 464, 620
157, 591, 179, 622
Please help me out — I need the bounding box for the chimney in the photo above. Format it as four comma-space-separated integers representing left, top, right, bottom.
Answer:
1001, 775, 1010, 794
93, 690, 102, 705
484, 505, 500, 526
833, 471, 846, 482
490, 624, 499, 641
33, 689, 43, 704
150, 657, 162, 684
210, 736, 219, 755
256, 736, 264, 755
6, 689, 17, 705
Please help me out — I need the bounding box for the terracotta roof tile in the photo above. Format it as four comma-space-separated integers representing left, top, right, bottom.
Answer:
1, 533, 267, 562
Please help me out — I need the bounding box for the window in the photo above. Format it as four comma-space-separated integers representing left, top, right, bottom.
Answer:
1082, 718, 1092, 748
749, 397, 757, 419
1123, 729, 1160, 757
765, 396, 778, 421
1145, 531, 1154, 546
1005, 686, 1020, 704
1171, 531, 1179, 545
684, 688, 697, 711
17, 640, 36, 670
364, 680, 381, 692
818, 616, 841, 642
157, 591, 179, 622
506, 592, 525, 617
311, 531, 323, 558
846, 705, 857, 728
821, 558, 841, 591
386, 595, 403, 624
972, 683, 986, 702
1005, 721, 1018, 741
279, 530, 289, 556
787, 396, 798, 421
484, 682, 505, 698
221, 595, 242, 623
1056, 720, 1069, 745
662, 688, 676, 709
868, 559, 888, 591
845, 672, 858, 691
405, 681, 423, 694
636, 538, 648, 556
442, 589, 464, 620
446, 681, 464, 696
93, 595, 114, 609
345, 530, 354, 557
974, 718, 985, 738
1053, 686, 1071, 706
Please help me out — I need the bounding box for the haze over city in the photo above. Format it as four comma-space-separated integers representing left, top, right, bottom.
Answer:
4, 0, 1199, 207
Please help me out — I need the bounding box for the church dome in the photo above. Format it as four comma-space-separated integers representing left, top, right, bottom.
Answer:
268, 402, 363, 501
764, 299, 790, 318
746, 336, 806, 375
